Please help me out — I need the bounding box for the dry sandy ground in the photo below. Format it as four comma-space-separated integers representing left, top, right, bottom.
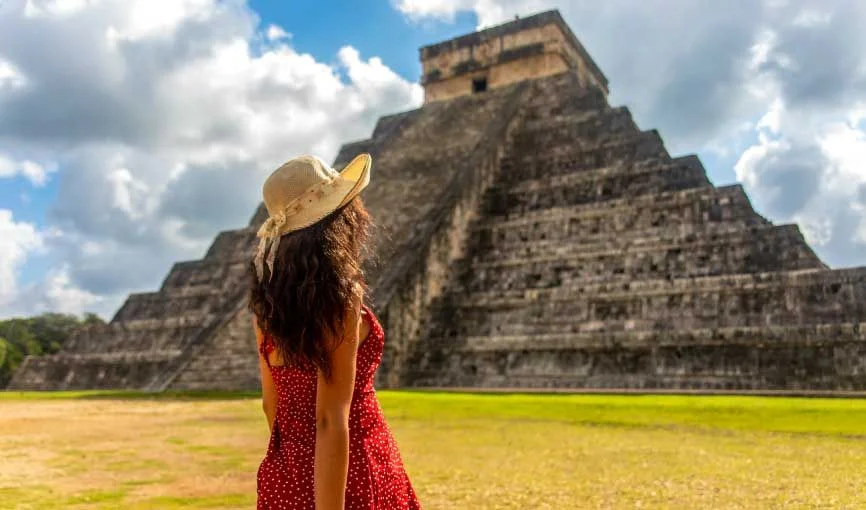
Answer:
1, 393, 865, 509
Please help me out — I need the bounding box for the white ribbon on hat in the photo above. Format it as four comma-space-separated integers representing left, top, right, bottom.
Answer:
254, 212, 286, 283
253, 176, 336, 283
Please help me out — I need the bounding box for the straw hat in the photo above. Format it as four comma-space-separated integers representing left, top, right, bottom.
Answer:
253, 153, 372, 282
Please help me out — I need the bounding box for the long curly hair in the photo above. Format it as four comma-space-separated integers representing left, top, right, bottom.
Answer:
248, 198, 372, 379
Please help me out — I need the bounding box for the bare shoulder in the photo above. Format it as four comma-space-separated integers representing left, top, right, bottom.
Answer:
352, 283, 372, 344
252, 315, 265, 346
358, 305, 371, 345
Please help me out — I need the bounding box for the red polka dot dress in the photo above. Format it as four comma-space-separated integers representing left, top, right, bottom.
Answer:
257, 304, 422, 509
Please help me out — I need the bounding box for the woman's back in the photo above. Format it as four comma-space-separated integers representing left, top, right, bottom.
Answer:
256, 304, 421, 509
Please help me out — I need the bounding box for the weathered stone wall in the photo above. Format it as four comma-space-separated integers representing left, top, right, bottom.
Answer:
371, 82, 532, 387
8, 351, 178, 390
421, 10, 607, 103
7, 223, 257, 390
405, 70, 866, 391
423, 53, 566, 104
12, 11, 866, 393
8, 66, 539, 391
168, 305, 259, 391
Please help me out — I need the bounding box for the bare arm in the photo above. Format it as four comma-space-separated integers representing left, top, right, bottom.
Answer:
314, 295, 362, 510
253, 317, 278, 432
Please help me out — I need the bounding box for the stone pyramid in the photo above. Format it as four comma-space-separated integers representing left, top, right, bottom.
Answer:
11, 10, 866, 391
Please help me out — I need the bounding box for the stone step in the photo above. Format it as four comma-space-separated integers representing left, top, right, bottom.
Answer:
383, 83, 527, 150
113, 288, 228, 322
443, 323, 866, 352
462, 266, 865, 301
499, 154, 709, 191
474, 185, 764, 246
171, 353, 260, 391
484, 157, 711, 216
411, 373, 866, 391
6, 351, 181, 390
472, 221, 782, 261
518, 107, 607, 134
407, 324, 866, 390
61, 320, 207, 354
432, 296, 858, 339
461, 224, 822, 291
471, 220, 754, 256
506, 129, 669, 169
178, 353, 258, 371
160, 258, 248, 293
512, 106, 638, 147
521, 77, 608, 119
435, 313, 850, 338
429, 268, 866, 335
204, 228, 256, 261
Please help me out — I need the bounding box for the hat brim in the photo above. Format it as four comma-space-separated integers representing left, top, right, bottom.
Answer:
336, 153, 372, 209
270, 153, 371, 235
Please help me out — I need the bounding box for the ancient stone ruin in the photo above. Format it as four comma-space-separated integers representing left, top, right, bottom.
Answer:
11, 10, 866, 391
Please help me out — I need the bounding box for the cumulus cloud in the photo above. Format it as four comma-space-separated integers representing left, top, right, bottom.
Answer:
0, 154, 52, 186
0, 0, 422, 318
265, 24, 290, 42
0, 58, 27, 89
0, 209, 100, 319
4, 265, 103, 318
733, 1, 866, 265
396, 0, 548, 26
0, 210, 43, 310
397, 0, 866, 269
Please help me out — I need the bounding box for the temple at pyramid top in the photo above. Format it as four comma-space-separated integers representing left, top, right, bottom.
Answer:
420, 10, 609, 103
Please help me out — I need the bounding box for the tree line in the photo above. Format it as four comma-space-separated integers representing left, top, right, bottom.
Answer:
0, 313, 105, 387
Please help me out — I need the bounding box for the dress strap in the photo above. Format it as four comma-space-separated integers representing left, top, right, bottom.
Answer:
259, 333, 275, 368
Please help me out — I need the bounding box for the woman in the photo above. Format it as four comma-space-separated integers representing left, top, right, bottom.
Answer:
249, 153, 421, 509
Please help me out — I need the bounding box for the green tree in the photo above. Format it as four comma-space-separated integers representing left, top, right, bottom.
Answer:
0, 337, 8, 370
0, 336, 24, 387
28, 313, 83, 353
83, 313, 105, 326
0, 312, 104, 388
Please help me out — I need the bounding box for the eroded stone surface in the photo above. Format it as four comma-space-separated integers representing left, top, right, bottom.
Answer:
10, 10, 866, 391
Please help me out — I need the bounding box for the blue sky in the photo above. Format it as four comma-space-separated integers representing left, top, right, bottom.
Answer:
248, 0, 478, 82
1, 0, 480, 300
0, 0, 864, 318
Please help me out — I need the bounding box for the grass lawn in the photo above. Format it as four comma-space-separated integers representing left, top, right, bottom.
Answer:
1, 390, 865, 509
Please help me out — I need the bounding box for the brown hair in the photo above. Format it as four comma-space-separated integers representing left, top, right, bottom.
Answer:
248, 198, 372, 379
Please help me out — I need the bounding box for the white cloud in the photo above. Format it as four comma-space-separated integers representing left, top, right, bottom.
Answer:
1, 264, 103, 319
848, 104, 866, 128
40, 266, 102, 315
819, 122, 866, 192
107, 167, 150, 219
0, 58, 27, 89
0, 0, 422, 318
24, 0, 100, 18
265, 24, 290, 41
0, 210, 43, 310
0, 154, 52, 186
757, 98, 784, 134
792, 8, 832, 27
798, 214, 833, 246
396, 0, 547, 27
395, 0, 473, 22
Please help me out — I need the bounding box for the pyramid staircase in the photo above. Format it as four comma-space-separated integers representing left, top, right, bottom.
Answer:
10, 62, 866, 391
406, 72, 866, 390
9, 225, 260, 390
